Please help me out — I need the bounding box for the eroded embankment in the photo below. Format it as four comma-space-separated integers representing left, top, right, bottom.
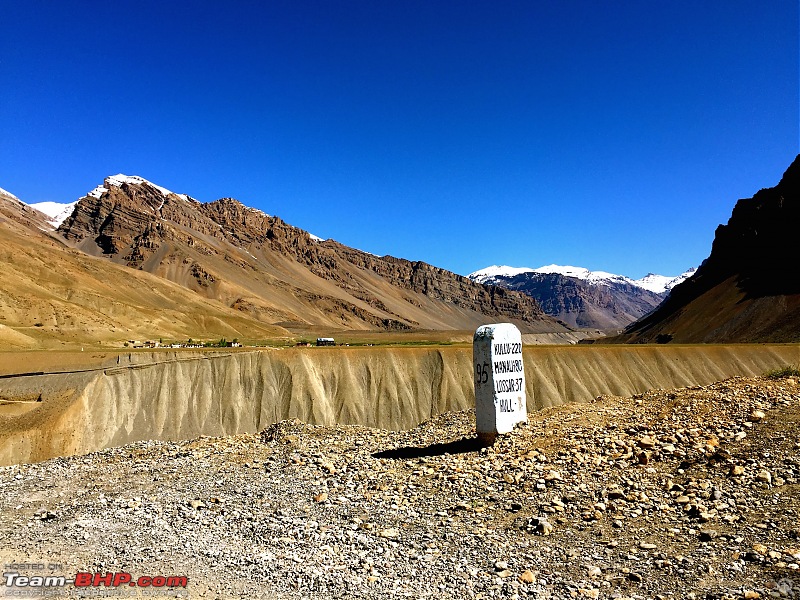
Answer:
1, 345, 800, 465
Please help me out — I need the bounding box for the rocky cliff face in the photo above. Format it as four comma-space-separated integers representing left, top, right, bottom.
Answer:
56, 176, 560, 333
702, 155, 800, 296
619, 154, 800, 342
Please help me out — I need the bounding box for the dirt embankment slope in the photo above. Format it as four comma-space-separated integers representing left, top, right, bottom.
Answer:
2, 345, 800, 465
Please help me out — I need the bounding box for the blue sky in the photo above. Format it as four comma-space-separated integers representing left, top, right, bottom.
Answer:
2, 1, 797, 278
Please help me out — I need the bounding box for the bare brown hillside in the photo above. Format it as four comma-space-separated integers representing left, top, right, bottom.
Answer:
54, 176, 563, 334
0, 217, 291, 349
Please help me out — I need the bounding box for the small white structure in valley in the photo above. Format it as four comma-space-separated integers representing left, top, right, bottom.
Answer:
474, 323, 527, 443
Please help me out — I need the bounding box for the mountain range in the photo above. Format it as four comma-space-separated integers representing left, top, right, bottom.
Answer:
5, 152, 797, 348
468, 264, 695, 330
0, 175, 568, 348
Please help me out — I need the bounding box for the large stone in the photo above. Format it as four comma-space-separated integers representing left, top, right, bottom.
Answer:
474, 324, 527, 443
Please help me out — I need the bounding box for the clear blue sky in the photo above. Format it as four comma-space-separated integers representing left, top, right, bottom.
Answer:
2, 1, 797, 278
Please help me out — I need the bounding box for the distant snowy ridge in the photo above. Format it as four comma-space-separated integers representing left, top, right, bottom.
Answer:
469, 264, 696, 295
468, 265, 535, 283
26, 201, 78, 227
0, 183, 77, 226
533, 264, 631, 286
634, 269, 697, 293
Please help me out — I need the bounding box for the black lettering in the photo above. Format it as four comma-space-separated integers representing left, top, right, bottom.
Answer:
492, 342, 522, 358
492, 359, 523, 374
494, 377, 524, 394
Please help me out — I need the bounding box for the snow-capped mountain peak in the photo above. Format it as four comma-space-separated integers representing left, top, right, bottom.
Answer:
15, 175, 189, 228
89, 174, 190, 202
633, 273, 672, 293
107, 174, 175, 197
631, 268, 696, 293
468, 265, 534, 284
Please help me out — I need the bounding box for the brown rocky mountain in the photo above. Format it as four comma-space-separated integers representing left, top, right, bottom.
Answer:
617, 154, 800, 343
1, 175, 567, 347
0, 187, 293, 348
469, 270, 666, 330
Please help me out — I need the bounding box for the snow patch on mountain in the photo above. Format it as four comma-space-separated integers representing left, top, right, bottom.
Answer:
87, 185, 107, 199
245, 206, 271, 218
85, 175, 192, 203
468, 265, 535, 284
26, 201, 78, 227
633, 269, 696, 293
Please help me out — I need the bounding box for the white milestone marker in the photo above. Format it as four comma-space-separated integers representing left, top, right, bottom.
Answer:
474, 323, 527, 443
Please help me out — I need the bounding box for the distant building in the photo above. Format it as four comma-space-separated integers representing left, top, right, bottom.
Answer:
316, 337, 335, 346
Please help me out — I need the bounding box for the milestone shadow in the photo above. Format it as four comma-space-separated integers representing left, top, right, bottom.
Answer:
372, 436, 487, 460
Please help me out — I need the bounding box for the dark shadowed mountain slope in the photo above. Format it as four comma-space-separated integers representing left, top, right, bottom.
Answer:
617, 154, 800, 343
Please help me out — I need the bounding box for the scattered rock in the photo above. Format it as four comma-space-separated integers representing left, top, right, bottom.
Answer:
518, 569, 536, 584
756, 470, 772, 484
699, 529, 718, 542
639, 542, 658, 550
378, 528, 399, 539
638, 436, 656, 449
537, 520, 554, 536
